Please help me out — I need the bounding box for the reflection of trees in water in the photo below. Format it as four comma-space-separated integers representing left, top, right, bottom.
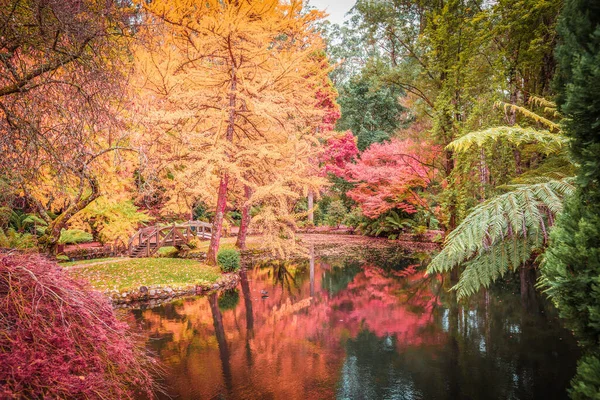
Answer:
322, 260, 362, 297
217, 289, 240, 312
336, 287, 578, 400
338, 330, 421, 400
209, 293, 232, 393
132, 251, 578, 400
357, 246, 428, 271
334, 269, 577, 400
239, 267, 254, 368
254, 259, 309, 296
425, 287, 576, 399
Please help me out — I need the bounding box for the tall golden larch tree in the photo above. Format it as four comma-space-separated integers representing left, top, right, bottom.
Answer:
137, 0, 329, 264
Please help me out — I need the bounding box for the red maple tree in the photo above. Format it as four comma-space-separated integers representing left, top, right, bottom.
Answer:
344, 139, 440, 218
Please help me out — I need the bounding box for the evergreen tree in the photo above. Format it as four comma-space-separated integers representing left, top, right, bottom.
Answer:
540, 0, 600, 397
336, 69, 407, 151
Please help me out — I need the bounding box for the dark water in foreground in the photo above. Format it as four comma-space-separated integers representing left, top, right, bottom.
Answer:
130, 249, 579, 400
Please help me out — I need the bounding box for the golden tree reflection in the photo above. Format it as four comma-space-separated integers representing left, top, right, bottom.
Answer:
137, 257, 445, 399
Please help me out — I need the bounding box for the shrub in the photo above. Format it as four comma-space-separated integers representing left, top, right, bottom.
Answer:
217, 248, 240, 272
0, 252, 157, 398
58, 229, 93, 245
342, 207, 364, 230
186, 237, 201, 249
0, 227, 37, 249
325, 200, 347, 228
155, 246, 179, 258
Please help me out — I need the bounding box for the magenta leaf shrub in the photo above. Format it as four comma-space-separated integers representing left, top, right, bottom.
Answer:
0, 252, 157, 399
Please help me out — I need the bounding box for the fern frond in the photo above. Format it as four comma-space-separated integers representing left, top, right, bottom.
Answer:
426, 179, 575, 298
447, 126, 568, 155
496, 101, 560, 131
528, 96, 556, 110
509, 155, 576, 184
451, 236, 536, 298
528, 96, 561, 119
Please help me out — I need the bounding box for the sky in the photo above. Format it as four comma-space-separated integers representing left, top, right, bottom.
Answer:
308, 0, 356, 25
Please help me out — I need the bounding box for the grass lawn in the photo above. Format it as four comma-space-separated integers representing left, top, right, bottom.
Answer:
60, 257, 123, 267
66, 258, 222, 292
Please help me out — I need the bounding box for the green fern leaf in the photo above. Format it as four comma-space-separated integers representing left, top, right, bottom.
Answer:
447, 126, 568, 155
426, 179, 575, 298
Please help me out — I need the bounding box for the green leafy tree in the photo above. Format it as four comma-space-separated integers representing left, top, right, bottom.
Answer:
336, 65, 407, 151
325, 200, 347, 229
540, 0, 600, 397
346, 0, 561, 232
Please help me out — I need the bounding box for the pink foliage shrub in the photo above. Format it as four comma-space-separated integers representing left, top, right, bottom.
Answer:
0, 252, 157, 399
321, 131, 359, 177
344, 139, 440, 218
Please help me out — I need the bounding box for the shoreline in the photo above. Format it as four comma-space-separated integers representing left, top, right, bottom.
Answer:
109, 272, 240, 308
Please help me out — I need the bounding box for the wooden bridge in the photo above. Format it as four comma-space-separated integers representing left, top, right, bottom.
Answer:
128, 221, 213, 258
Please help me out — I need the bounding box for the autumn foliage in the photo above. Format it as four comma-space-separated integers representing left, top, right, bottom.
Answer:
0, 252, 156, 399
344, 139, 439, 218
321, 131, 359, 177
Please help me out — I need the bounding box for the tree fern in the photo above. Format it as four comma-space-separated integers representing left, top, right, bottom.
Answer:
528, 96, 561, 119
426, 179, 575, 298
447, 126, 567, 155
496, 101, 560, 131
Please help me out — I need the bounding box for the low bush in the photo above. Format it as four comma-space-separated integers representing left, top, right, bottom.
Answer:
0, 252, 157, 399
325, 200, 347, 228
155, 246, 179, 258
217, 248, 240, 272
0, 227, 37, 249
58, 229, 93, 245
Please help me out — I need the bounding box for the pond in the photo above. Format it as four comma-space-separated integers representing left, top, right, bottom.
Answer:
128, 247, 579, 400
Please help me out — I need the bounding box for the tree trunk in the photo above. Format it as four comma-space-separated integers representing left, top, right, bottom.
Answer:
479, 147, 488, 201
207, 64, 237, 265
236, 185, 252, 250
514, 148, 523, 175
443, 147, 458, 232
307, 190, 314, 225
450, 266, 460, 286
520, 262, 539, 313
38, 173, 99, 255
207, 174, 229, 265
506, 87, 523, 175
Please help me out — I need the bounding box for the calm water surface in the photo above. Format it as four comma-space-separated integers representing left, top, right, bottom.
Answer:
130, 249, 578, 400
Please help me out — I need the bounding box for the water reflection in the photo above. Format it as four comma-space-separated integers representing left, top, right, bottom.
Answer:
130, 251, 578, 400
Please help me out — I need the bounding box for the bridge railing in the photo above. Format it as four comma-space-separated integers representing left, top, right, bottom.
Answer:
128, 221, 213, 257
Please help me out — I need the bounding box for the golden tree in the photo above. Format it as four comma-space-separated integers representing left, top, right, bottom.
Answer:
137, 0, 330, 264
0, 0, 136, 253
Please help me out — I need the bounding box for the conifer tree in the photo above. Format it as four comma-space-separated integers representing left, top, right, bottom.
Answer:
540, 0, 600, 397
